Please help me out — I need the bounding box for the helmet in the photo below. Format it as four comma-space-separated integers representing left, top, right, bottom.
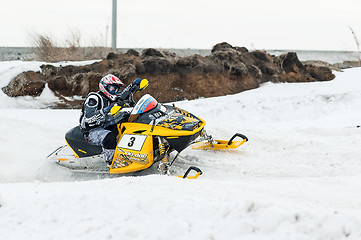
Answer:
99, 74, 124, 101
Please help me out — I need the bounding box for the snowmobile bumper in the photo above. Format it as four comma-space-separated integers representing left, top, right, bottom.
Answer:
192, 133, 248, 150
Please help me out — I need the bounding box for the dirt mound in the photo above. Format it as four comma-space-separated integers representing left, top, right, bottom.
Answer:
2, 42, 335, 108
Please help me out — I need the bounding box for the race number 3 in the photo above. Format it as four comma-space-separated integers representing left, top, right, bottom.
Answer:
128, 137, 136, 147
118, 134, 147, 151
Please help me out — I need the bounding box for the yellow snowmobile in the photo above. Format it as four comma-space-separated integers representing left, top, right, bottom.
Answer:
48, 94, 248, 179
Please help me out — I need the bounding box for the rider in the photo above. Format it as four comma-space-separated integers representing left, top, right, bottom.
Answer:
79, 74, 147, 166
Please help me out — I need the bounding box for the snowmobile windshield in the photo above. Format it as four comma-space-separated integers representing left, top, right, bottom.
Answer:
131, 94, 158, 115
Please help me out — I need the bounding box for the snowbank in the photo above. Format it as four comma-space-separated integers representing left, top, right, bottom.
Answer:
0, 60, 99, 108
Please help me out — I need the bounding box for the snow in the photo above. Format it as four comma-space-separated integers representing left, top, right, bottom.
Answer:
0, 61, 361, 240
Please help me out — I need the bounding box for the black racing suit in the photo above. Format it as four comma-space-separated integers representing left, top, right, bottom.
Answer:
79, 82, 139, 164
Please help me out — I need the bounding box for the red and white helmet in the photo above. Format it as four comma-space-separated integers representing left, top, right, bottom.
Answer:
99, 74, 124, 101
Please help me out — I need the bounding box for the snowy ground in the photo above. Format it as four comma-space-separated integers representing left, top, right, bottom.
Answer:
0, 61, 361, 239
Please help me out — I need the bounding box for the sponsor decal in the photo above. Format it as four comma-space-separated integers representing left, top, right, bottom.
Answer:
134, 95, 157, 114
152, 112, 162, 118
116, 150, 149, 165
113, 157, 131, 168
138, 98, 150, 113
133, 98, 145, 113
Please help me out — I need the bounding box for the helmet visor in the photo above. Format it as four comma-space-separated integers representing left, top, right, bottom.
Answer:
107, 85, 120, 94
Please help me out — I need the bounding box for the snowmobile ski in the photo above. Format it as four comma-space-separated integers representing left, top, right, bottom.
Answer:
176, 166, 203, 179
192, 133, 248, 150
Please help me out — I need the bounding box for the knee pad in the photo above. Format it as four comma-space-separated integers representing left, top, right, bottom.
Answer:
102, 132, 117, 149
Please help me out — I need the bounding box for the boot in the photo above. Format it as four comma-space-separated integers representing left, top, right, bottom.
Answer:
103, 149, 115, 167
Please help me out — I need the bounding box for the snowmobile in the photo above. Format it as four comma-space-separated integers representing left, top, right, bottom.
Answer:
47, 94, 248, 179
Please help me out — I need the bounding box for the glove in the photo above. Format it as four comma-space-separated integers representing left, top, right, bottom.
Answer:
133, 78, 142, 85
130, 78, 148, 92
129, 78, 141, 92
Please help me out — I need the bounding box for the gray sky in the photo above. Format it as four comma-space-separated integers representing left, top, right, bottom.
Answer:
1, 0, 360, 50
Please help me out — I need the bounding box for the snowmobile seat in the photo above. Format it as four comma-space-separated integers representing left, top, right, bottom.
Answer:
65, 126, 102, 158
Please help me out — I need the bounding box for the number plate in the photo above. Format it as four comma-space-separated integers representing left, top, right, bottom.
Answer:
117, 134, 147, 151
